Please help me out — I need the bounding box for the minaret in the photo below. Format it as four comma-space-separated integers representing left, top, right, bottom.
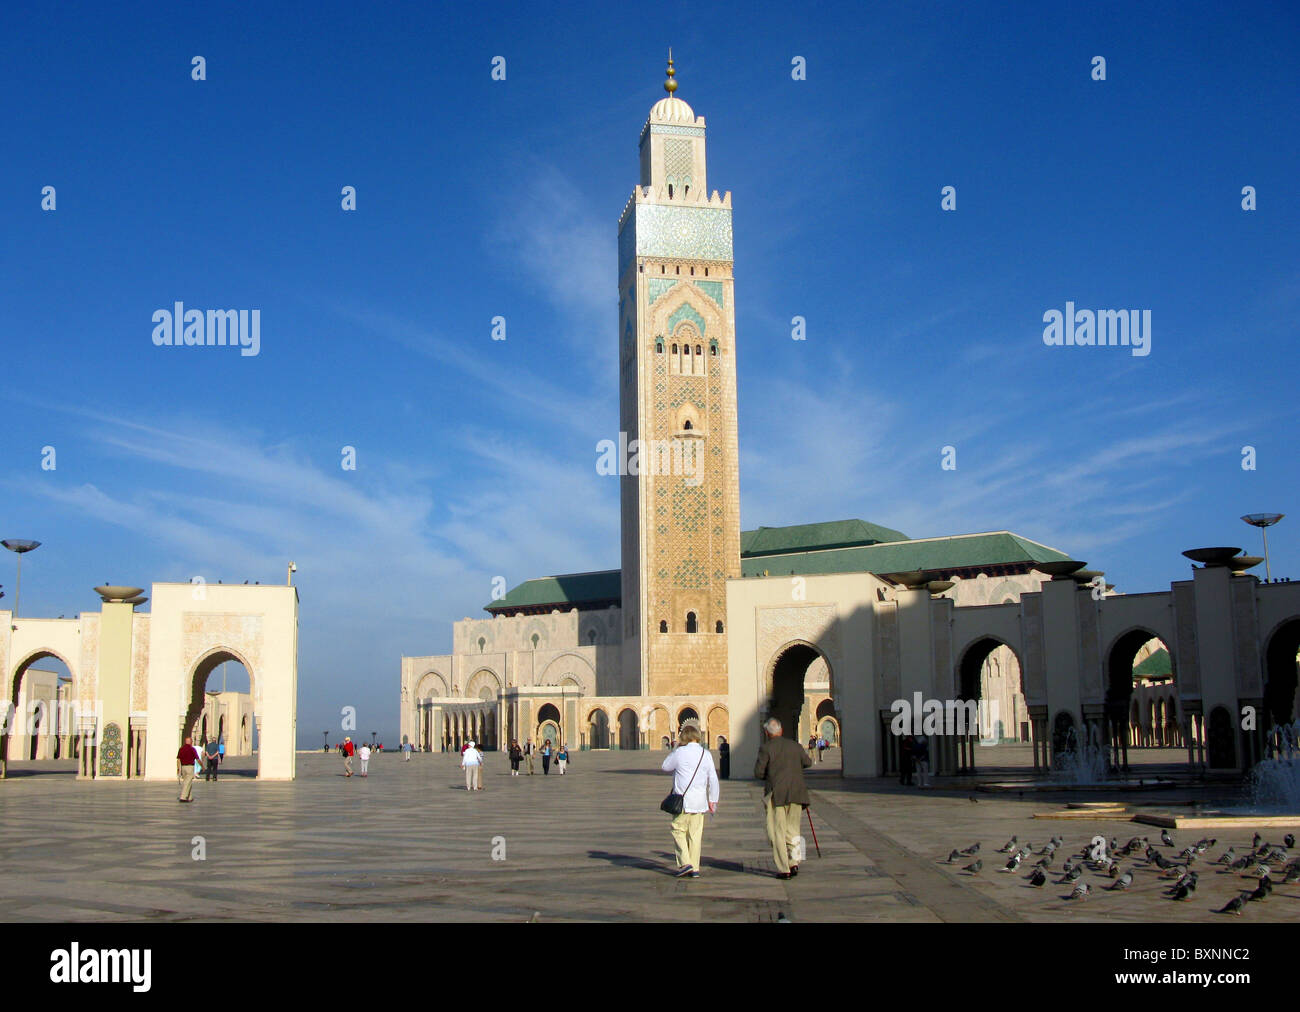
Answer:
618, 54, 740, 703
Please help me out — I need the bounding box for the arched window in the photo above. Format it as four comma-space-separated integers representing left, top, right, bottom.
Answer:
671, 343, 678, 355
655, 338, 664, 354
659, 620, 668, 633
587, 629, 597, 644
715, 620, 724, 633
686, 612, 698, 634
477, 636, 486, 652
683, 420, 692, 430
695, 344, 702, 356
531, 633, 540, 648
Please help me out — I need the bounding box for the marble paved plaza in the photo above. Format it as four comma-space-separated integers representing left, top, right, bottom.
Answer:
2, 749, 1298, 922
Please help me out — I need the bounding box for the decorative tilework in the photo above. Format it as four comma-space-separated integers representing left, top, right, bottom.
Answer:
633, 204, 733, 264
668, 302, 707, 337
696, 281, 724, 308
648, 278, 678, 303
99, 722, 123, 777
664, 139, 694, 189
649, 124, 706, 137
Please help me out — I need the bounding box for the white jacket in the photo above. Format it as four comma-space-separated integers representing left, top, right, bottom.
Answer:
461, 748, 483, 767
661, 743, 719, 814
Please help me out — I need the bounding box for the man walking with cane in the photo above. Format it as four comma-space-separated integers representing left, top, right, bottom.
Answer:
754, 717, 812, 880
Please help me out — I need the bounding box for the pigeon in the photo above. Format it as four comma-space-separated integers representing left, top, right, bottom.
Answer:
1230, 854, 1252, 871
1109, 871, 1134, 891
1122, 836, 1145, 853
1247, 880, 1270, 902
1037, 842, 1057, 856
1003, 853, 1023, 873
1282, 866, 1300, 885
1255, 865, 1272, 880
998, 836, 1018, 854
1285, 834, 1295, 849
961, 842, 981, 856
963, 859, 983, 874
1151, 851, 1175, 870
1069, 881, 1090, 900
1169, 882, 1191, 901
946, 849, 961, 864
1027, 867, 1047, 887
1161, 830, 1174, 848
1216, 848, 1237, 866
1035, 853, 1055, 868
1253, 833, 1263, 850
968, 796, 979, 804
1107, 863, 1120, 879
1110, 837, 1119, 853
1056, 867, 1082, 884
1216, 894, 1245, 915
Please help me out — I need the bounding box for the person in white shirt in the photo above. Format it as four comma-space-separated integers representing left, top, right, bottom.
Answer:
660, 725, 719, 878
359, 743, 372, 777
461, 739, 484, 791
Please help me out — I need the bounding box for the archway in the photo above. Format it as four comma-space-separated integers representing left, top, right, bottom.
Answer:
1207, 706, 1235, 769
1263, 618, 1300, 731
618, 708, 639, 750
182, 649, 257, 777
815, 699, 839, 746
588, 708, 610, 749
706, 705, 729, 750
4, 649, 77, 773
536, 703, 561, 750
677, 706, 699, 733
1106, 630, 1174, 771
953, 636, 1024, 772
767, 642, 829, 746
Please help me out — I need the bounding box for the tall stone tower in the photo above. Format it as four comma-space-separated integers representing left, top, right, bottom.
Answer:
618, 54, 741, 703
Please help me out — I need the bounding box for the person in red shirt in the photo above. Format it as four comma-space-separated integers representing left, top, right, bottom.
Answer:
176, 737, 202, 802
340, 736, 356, 777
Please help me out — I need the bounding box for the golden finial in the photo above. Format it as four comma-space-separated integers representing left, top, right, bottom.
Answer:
664, 48, 678, 95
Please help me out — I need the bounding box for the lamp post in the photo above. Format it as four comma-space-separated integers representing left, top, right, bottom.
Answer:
287, 561, 297, 586
322, 731, 328, 751
1, 540, 41, 629
1242, 514, 1284, 581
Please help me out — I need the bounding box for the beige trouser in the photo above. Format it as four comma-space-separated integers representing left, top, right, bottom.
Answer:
526, 752, 534, 774
464, 765, 481, 790
671, 811, 705, 870
765, 796, 803, 874
343, 755, 353, 775
179, 767, 195, 800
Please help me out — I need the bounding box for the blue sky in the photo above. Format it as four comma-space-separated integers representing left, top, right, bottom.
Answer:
2, 0, 1297, 746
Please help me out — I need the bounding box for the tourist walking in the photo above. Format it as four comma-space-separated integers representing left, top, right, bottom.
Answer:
718, 735, 730, 779
817, 735, 827, 762
461, 739, 484, 791
403, 741, 413, 762
177, 736, 202, 802
203, 739, 220, 781
556, 743, 570, 774
218, 738, 226, 764
508, 739, 523, 776
540, 739, 553, 775
754, 717, 812, 879
359, 742, 371, 777
808, 733, 818, 761
660, 725, 719, 878
524, 738, 535, 775
912, 733, 930, 788
340, 736, 356, 777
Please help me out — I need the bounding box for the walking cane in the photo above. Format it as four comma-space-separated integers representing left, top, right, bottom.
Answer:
805, 807, 822, 858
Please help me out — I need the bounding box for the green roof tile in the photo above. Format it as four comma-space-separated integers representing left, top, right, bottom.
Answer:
741, 518, 908, 556
1133, 647, 1173, 678
484, 570, 620, 613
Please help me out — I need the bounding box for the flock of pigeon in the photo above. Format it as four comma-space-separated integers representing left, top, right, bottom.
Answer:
942, 828, 1298, 913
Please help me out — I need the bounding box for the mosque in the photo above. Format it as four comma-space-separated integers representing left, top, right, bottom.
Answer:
400, 58, 1300, 781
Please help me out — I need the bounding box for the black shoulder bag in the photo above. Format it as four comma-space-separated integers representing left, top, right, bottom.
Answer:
660, 748, 705, 816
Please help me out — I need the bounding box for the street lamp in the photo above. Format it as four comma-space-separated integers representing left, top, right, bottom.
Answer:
1242, 514, 1285, 581
2, 540, 41, 628
322, 731, 329, 751
287, 560, 297, 586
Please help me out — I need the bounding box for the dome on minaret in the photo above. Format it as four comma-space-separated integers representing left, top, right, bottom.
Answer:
649, 95, 696, 123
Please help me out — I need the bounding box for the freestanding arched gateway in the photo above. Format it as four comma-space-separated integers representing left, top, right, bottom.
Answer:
0, 582, 299, 781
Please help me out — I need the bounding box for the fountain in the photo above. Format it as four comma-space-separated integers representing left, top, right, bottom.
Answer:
1052, 726, 1109, 786
1249, 721, 1300, 811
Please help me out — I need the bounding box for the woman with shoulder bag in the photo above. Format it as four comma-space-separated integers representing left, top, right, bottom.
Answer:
508, 739, 523, 776
659, 726, 719, 878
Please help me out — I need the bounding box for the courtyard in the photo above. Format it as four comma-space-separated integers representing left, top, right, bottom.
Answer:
1, 748, 1296, 923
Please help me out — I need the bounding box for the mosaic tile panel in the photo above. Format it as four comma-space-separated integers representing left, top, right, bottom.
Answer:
668, 302, 707, 337
648, 278, 678, 303
697, 281, 724, 308
633, 204, 733, 264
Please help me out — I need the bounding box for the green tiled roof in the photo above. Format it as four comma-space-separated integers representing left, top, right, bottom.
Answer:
739, 531, 1072, 579
741, 518, 908, 557
483, 525, 1072, 613
485, 570, 620, 613
1133, 647, 1172, 678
